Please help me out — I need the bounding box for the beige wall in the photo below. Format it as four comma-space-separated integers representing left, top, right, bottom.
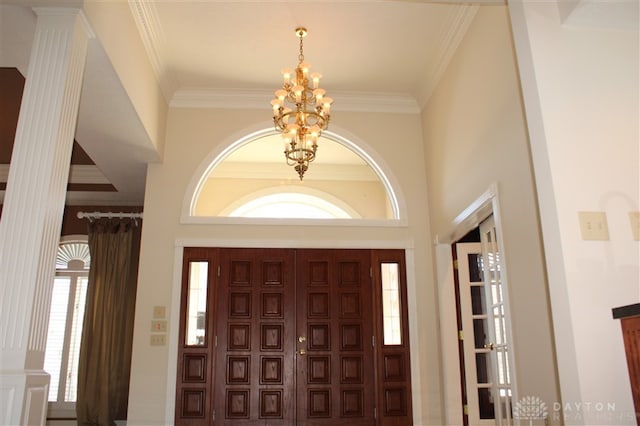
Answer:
510, 0, 639, 423
127, 107, 442, 424
423, 5, 560, 424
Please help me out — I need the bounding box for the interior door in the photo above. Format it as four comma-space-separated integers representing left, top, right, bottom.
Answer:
457, 242, 496, 426
479, 216, 513, 425
295, 249, 376, 425
456, 217, 515, 426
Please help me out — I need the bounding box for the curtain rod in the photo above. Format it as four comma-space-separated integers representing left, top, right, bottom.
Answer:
77, 211, 143, 220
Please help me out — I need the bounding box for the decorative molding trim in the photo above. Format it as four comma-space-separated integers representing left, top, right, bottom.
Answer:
1, 164, 110, 185
174, 236, 414, 249
416, 4, 479, 107
68, 165, 110, 184
170, 88, 420, 114
128, 0, 176, 102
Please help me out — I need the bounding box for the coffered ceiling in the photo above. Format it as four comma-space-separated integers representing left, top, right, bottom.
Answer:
0, 0, 494, 205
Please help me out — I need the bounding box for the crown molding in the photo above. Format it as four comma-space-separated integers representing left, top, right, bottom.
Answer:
128, 0, 176, 103
416, 4, 479, 108
170, 88, 420, 114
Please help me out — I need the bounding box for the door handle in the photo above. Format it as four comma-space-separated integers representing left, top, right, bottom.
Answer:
484, 342, 495, 351
297, 349, 307, 355
298, 336, 306, 343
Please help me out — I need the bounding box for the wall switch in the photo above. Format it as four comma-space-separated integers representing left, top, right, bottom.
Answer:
153, 305, 166, 319
578, 211, 609, 241
150, 334, 166, 346
630, 212, 640, 241
151, 319, 168, 332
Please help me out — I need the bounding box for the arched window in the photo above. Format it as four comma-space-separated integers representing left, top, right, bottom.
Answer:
44, 236, 90, 416
186, 131, 402, 221
227, 192, 357, 219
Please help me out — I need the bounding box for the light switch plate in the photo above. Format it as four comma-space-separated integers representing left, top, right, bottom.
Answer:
151, 319, 168, 332
150, 334, 166, 346
153, 305, 166, 319
578, 211, 609, 241
630, 212, 640, 241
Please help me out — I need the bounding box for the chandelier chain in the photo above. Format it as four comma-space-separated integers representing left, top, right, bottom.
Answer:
298, 34, 304, 63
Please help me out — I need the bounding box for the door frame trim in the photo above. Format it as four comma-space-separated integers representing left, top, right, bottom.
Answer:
436, 182, 520, 425
164, 237, 419, 425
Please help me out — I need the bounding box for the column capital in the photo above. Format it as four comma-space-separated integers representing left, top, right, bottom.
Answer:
32, 6, 95, 39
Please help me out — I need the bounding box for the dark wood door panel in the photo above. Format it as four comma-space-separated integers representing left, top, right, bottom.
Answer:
176, 247, 413, 426
296, 249, 376, 425
214, 248, 296, 425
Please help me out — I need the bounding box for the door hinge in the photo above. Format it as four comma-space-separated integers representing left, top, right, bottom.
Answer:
214, 335, 218, 347
374, 407, 377, 420
453, 259, 459, 270
463, 404, 469, 415
217, 265, 221, 277
372, 335, 375, 347
458, 330, 464, 341
212, 409, 216, 422
370, 266, 373, 278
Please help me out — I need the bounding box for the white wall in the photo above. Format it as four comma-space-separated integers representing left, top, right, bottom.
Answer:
510, 0, 639, 423
423, 5, 561, 424
127, 107, 443, 424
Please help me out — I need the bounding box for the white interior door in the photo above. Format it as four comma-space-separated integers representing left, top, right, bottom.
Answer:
480, 215, 513, 426
457, 242, 498, 426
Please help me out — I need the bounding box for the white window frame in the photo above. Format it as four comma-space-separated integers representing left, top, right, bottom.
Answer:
45, 235, 90, 419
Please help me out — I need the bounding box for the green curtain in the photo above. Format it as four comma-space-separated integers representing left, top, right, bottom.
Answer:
76, 218, 141, 425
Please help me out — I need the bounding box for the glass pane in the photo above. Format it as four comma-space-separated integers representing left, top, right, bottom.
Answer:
478, 387, 496, 419
65, 276, 88, 401
475, 352, 490, 383
467, 253, 484, 282
186, 261, 209, 346
473, 318, 488, 349
44, 277, 71, 402
381, 263, 402, 345
470, 285, 485, 315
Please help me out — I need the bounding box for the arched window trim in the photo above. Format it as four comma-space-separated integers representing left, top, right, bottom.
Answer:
181, 123, 407, 226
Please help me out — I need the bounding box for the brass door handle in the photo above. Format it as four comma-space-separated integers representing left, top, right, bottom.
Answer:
297, 349, 307, 355
484, 342, 495, 351
298, 336, 306, 343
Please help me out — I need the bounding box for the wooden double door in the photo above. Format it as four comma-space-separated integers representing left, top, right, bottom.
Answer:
176, 248, 412, 426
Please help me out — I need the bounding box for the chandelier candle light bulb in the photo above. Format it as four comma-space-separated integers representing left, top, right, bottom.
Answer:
271, 27, 332, 180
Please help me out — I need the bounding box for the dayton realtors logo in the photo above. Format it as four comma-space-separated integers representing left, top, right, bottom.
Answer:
513, 395, 548, 425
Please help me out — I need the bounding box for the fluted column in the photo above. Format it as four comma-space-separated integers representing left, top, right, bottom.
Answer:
0, 8, 93, 425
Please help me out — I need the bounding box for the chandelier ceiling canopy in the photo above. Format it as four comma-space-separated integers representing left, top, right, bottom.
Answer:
271, 27, 333, 180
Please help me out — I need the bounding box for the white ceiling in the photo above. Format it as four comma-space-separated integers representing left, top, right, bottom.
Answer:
1, 0, 490, 204
132, 1, 481, 107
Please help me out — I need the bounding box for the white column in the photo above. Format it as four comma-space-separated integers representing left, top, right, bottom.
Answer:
0, 8, 93, 425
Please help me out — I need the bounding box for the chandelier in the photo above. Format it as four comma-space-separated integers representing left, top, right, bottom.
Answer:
271, 27, 333, 180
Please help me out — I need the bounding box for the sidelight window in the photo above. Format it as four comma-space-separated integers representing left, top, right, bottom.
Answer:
381, 262, 402, 345
186, 261, 209, 346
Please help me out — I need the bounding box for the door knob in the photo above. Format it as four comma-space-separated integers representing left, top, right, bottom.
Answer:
298, 336, 306, 343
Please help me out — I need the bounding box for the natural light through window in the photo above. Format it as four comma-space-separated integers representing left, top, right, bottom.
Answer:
229, 193, 354, 219
44, 239, 90, 408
